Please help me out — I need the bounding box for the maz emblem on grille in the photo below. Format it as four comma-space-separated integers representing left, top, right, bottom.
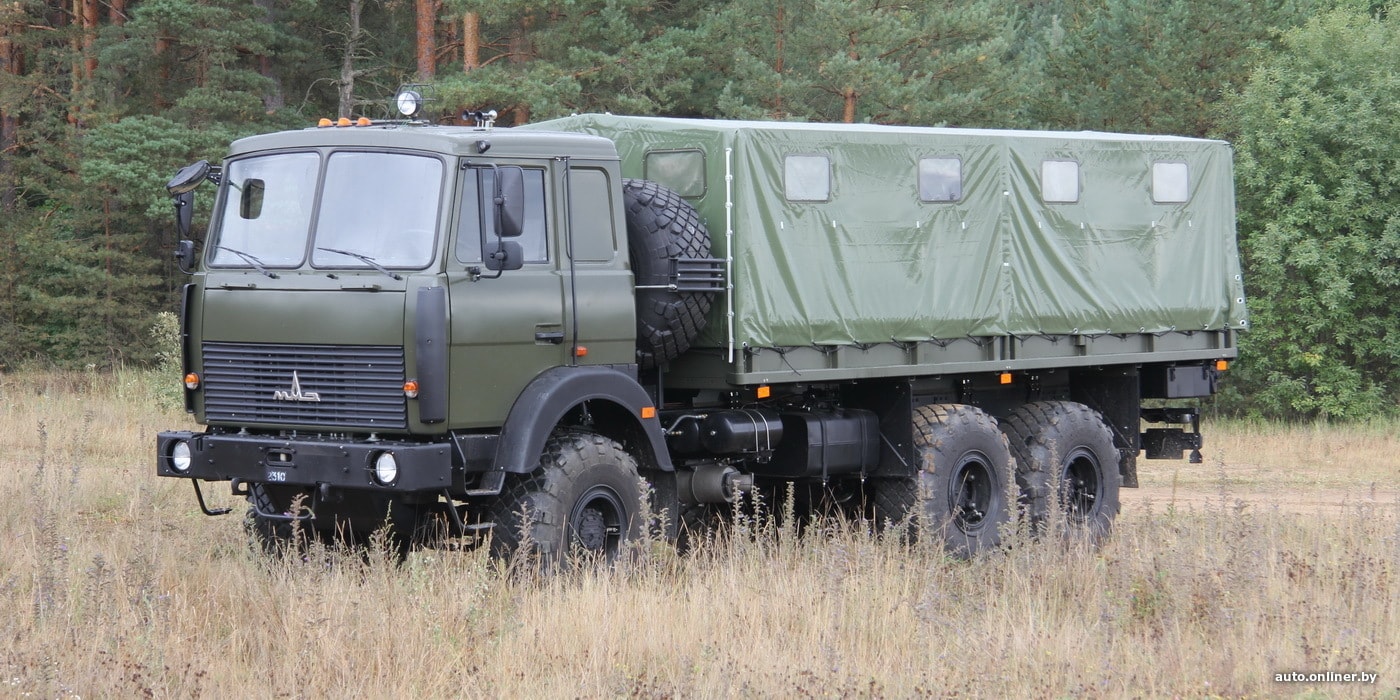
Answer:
273, 371, 322, 402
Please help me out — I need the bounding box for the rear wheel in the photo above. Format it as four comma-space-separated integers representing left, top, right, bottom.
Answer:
869, 404, 1013, 556
1000, 401, 1120, 539
485, 430, 644, 567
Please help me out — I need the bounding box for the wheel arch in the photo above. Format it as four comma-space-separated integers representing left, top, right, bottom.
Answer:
494, 365, 672, 474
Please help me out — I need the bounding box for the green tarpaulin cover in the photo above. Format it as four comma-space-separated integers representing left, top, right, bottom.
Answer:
525, 115, 1248, 350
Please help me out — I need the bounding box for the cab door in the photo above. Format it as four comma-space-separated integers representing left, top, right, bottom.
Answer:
446, 161, 568, 428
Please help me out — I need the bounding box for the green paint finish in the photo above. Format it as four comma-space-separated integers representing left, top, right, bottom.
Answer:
526, 115, 1249, 353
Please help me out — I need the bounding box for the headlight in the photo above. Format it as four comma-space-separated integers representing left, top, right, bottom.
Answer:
170, 440, 192, 473
373, 452, 399, 485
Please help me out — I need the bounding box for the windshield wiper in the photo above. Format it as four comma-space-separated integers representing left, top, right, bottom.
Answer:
316, 247, 403, 280
214, 245, 277, 278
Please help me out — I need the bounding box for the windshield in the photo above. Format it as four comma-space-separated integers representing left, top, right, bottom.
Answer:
311, 152, 443, 268
211, 153, 319, 267
210, 151, 444, 270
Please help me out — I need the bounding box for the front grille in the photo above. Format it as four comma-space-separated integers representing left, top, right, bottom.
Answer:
202, 342, 407, 430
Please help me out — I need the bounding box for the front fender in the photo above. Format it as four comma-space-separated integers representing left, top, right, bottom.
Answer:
494, 365, 672, 473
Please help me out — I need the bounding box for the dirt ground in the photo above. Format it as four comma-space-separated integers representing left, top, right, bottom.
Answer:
1122, 420, 1400, 514
1123, 483, 1399, 514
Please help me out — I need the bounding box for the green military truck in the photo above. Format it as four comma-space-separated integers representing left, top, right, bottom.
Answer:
156, 94, 1246, 559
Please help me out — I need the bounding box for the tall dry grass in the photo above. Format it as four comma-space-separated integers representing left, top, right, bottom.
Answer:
1, 371, 1397, 698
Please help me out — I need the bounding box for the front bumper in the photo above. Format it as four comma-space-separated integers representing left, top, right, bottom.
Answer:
156, 430, 462, 492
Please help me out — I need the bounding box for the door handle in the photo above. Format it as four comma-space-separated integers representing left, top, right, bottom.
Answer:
535, 330, 565, 344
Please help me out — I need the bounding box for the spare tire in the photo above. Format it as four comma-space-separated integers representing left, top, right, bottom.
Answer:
622, 179, 714, 369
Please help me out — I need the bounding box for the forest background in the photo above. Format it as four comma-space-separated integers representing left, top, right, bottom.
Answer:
2, 0, 1398, 421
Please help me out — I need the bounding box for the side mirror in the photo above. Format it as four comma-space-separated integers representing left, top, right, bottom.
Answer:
494, 166, 525, 238
167, 160, 211, 195
174, 191, 195, 238
483, 240, 524, 271
174, 239, 197, 274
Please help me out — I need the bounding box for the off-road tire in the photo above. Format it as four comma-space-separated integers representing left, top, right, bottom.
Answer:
485, 430, 644, 567
869, 404, 1013, 556
999, 401, 1120, 539
622, 178, 713, 369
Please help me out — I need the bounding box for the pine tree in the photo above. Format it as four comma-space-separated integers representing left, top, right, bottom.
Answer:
709, 0, 1032, 127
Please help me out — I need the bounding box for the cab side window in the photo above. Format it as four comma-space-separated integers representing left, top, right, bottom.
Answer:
455, 167, 549, 264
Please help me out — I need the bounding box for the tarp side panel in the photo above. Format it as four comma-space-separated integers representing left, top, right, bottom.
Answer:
731, 129, 1007, 347
523, 115, 1248, 352
1004, 139, 1245, 334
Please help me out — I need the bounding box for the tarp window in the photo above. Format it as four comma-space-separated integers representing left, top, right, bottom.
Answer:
785, 155, 831, 202
1152, 161, 1190, 203
1041, 160, 1079, 203
644, 149, 706, 198
919, 157, 962, 202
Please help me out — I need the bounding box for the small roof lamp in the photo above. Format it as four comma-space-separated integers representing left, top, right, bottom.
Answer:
395, 89, 423, 118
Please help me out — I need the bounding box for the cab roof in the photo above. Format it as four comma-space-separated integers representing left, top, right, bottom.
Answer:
228, 122, 620, 160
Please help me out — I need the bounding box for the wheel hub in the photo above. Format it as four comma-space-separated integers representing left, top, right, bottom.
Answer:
950, 454, 994, 531
1061, 449, 1101, 519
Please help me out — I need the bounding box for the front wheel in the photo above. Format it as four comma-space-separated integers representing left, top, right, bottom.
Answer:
485, 430, 644, 567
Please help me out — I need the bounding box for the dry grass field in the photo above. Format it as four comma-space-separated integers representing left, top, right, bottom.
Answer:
1, 370, 1396, 698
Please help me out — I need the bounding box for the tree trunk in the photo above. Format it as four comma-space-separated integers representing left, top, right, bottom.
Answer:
509, 15, 534, 123
414, 0, 437, 81
67, 0, 82, 124
339, 0, 364, 118
463, 12, 479, 72
842, 32, 859, 123
81, 0, 96, 80
0, 6, 18, 211
254, 0, 284, 111
109, 0, 125, 25
773, 2, 784, 118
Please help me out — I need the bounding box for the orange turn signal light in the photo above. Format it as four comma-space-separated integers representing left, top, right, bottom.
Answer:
641, 406, 657, 420
573, 346, 588, 357
403, 380, 420, 398
184, 373, 200, 390
999, 372, 1013, 385
1215, 360, 1230, 371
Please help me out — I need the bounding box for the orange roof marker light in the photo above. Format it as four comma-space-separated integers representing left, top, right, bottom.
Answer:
356, 117, 372, 126
336, 117, 352, 127
317, 118, 333, 127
